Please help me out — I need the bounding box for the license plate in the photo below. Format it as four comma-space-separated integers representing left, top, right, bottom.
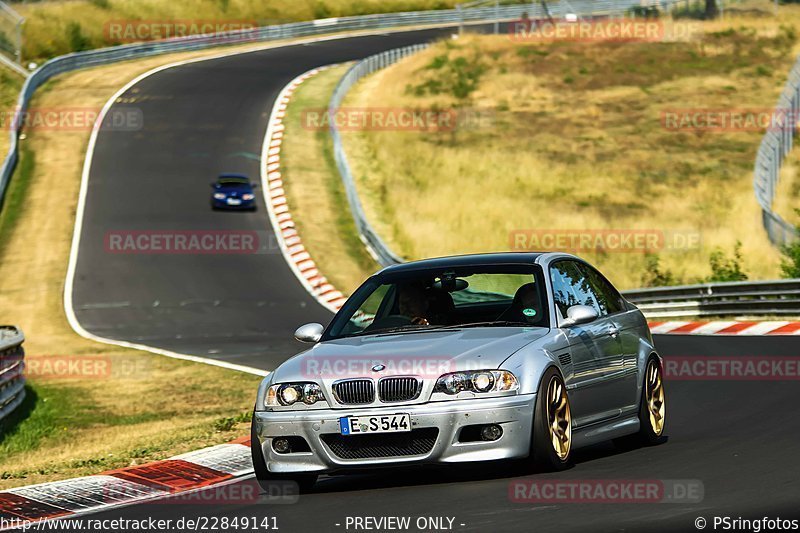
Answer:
227, 198, 242, 205
339, 413, 411, 435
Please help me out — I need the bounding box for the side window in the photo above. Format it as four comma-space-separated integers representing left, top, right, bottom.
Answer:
577, 263, 624, 316
549, 261, 601, 319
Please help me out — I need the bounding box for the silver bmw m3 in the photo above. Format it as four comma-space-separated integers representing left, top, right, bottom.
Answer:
251, 253, 666, 490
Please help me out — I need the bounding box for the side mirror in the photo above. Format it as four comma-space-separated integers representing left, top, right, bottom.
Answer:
210, 182, 218, 188
250, 182, 259, 188
294, 322, 324, 343
561, 305, 598, 327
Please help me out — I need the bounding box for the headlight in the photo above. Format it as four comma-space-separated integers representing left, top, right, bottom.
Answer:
242, 193, 255, 200
266, 382, 325, 406
213, 193, 226, 200
434, 370, 518, 395
302, 383, 324, 404
472, 371, 495, 392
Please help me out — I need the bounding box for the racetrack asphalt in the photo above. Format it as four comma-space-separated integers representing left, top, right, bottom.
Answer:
68, 23, 800, 533
71, 27, 471, 371
76, 336, 800, 532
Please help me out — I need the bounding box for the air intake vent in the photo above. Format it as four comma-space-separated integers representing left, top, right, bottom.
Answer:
558, 352, 572, 367
321, 428, 438, 459
333, 379, 375, 405
378, 377, 421, 403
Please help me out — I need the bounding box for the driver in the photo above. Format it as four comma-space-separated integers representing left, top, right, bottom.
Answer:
398, 283, 431, 326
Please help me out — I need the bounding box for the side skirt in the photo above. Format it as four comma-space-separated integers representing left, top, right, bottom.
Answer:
572, 415, 639, 449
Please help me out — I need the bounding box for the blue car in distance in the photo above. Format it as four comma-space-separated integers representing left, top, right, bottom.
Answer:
211, 174, 258, 210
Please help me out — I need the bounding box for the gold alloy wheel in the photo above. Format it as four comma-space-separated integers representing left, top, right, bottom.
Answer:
646, 360, 666, 435
546, 375, 572, 460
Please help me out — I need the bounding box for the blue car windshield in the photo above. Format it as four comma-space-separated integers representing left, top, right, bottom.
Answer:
323, 265, 549, 340
218, 178, 249, 187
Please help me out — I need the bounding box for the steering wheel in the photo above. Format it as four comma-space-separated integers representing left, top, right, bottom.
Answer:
365, 315, 413, 331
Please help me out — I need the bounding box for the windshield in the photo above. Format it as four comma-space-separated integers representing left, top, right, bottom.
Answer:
323, 264, 549, 340
218, 177, 249, 187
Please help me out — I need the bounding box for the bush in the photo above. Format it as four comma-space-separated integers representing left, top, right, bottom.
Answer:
780, 241, 800, 278
641, 255, 679, 287
313, 1, 332, 18
628, 6, 661, 18
779, 214, 800, 278
408, 47, 487, 100
65, 22, 91, 53
671, 1, 708, 19
706, 241, 748, 282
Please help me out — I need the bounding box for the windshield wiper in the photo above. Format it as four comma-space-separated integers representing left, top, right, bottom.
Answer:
342, 324, 451, 338
440, 321, 534, 329
338, 321, 537, 339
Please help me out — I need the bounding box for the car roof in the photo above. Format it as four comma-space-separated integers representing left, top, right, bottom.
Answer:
376, 252, 557, 275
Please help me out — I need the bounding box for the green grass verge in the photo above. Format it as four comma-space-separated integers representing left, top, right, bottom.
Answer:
0, 145, 35, 257
280, 64, 379, 293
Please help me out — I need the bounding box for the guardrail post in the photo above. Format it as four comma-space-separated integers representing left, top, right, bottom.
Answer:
0, 326, 25, 430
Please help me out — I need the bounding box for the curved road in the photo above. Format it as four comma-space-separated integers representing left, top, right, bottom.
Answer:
69, 24, 800, 532
71, 27, 468, 370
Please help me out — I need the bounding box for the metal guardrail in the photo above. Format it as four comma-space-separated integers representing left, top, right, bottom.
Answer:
328, 44, 426, 266
753, 57, 800, 246
0, 0, 23, 65
0, 326, 25, 427
0, 1, 652, 210
622, 279, 800, 318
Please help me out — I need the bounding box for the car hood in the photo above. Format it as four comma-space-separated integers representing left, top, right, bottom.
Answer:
270, 327, 550, 384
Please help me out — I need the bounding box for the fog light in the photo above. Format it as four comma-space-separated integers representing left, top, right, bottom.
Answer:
272, 437, 291, 453
480, 424, 503, 441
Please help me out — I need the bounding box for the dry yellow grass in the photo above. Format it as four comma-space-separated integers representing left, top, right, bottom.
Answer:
280, 64, 381, 294
0, 70, 22, 160
339, 6, 800, 289
16, 0, 463, 60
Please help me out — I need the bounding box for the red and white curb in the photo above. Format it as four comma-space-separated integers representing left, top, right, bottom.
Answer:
0, 438, 253, 528
648, 321, 800, 335
260, 65, 348, 314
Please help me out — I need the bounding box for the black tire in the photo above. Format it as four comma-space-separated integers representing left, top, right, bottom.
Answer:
529, 367, 572, 472
614, 356, 666, 449
250, 417, 318, 493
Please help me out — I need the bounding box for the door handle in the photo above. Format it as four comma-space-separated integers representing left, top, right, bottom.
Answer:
608, 325, 620, 338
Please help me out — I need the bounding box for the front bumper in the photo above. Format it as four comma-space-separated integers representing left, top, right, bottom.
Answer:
211, 198, 256, 210
253, 393, 536, 474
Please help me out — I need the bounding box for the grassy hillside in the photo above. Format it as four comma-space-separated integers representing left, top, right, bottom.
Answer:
14, 0, 463, 60
0, 70, 21, 159
776, 151, 800, 227
339, 7, 800, 289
